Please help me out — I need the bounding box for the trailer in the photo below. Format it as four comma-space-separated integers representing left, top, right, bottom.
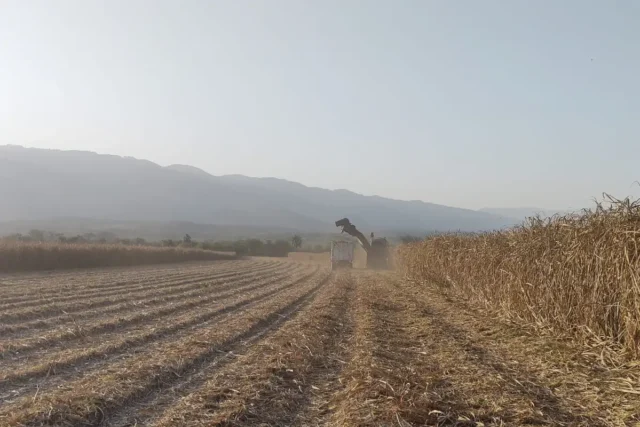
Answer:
330, 240, 354, 270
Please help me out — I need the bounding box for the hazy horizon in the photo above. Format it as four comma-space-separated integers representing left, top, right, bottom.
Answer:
2, 1, 639, 210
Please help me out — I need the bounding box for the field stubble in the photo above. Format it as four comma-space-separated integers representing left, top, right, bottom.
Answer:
1, 259, 637, 426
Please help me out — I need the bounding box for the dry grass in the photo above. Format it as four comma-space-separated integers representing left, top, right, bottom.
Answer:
0, 263, 286, 328
332, 272, 639, 426
152, 272, 354, 426
0, 266, 326, 426
0, 265, 309, 396
2, 261, 636, 425
398, 195, 640, 358
0, 265, 301, 355
0, 241, 236, 273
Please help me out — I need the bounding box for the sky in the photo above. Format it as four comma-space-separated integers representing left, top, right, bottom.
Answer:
1, 1, 639, 210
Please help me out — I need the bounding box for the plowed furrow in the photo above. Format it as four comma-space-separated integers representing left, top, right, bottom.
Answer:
330, 272, 434, 426
148, 271, 354, 427
0, 267, 239, 310
0, 260, 255, 302
0, 267, 320, 402
0, 261, 276, 311
0, 262, 287, 324
0, 259, 243, 296
0, 260, 242, 291
0, 262, 291, 335
0, 264, 303, 355
0, 270, 330, 426
0, 263, 218, 301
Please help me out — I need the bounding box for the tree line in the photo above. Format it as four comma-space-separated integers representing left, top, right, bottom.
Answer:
2, 230, 329, 258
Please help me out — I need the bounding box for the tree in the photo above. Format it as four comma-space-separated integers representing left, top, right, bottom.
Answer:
183, 234, 192, 246
67, 235, 87, 244
272, 240, 292, 257
233, 240, 248, 256
291, 234, 302, 251
200, 241, 215, 251
28, 229, 45, 242
247, 239, 265, 256
5, 233, 25, 242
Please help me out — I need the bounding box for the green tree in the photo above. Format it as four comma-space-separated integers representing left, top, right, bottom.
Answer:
233, 240, 248, 256
272, 240, 292, 257
291, 234, 302, 251
28, 229, 45, 242
247, 239, 265, 256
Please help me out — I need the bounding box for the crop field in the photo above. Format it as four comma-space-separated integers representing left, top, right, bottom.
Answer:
0, 258, 638, 426
0, 241, 236, 273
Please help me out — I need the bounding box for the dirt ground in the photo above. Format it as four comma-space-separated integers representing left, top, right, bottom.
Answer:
0, 261, 638, 426
287, 251, 331, 264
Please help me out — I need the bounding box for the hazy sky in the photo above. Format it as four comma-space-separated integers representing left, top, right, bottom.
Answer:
1, 1, 639, 210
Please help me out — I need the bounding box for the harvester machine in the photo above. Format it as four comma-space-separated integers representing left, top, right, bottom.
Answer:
335, 218, 390, 269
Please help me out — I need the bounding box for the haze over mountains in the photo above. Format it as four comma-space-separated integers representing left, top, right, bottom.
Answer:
479, 207, 572, 222
1, 145, 518, 237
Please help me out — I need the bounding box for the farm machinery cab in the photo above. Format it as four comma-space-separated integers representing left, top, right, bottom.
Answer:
335, 218, 390, 269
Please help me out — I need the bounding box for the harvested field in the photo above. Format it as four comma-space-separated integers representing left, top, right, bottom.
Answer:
1, 261, 638, 426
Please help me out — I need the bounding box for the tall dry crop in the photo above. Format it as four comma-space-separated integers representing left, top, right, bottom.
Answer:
398, 195, 640, 357
0, 242, 236, 273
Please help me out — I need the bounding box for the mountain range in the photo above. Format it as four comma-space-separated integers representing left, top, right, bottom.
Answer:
1, 145, 518, 237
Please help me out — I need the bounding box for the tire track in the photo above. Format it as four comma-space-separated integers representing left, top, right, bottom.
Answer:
0, 264, 304, 355
0, 270, 330, 426
330, 272, 439, 426
0, 262, 290, 335
0, 267, 322, 402
395, 278, 614, 426
332, 273, 608, 427
147, 271, 355, 427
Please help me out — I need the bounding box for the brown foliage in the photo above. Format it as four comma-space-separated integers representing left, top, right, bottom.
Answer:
0, 241, 236, 273
398, 195, 640, 357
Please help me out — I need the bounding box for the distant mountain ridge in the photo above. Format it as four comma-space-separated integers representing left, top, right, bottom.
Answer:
1, 145, 515, 234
